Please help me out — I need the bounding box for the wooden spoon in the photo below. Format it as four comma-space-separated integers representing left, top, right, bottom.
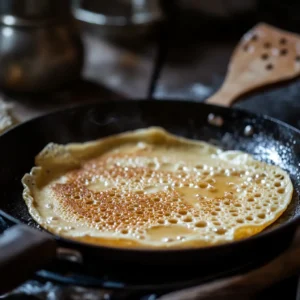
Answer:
207, 22, 300, 106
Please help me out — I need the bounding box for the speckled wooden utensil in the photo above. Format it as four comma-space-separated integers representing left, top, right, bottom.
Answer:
207, 22, 300, 106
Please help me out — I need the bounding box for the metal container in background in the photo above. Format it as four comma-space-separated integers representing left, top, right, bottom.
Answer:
0, 0, 84, 93
72, 0, 163, 40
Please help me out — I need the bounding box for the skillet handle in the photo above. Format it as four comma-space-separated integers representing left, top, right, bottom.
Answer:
0, 224, 56, 295
158, 228, 300, 300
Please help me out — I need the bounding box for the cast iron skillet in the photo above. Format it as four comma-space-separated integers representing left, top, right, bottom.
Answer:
0, 99, 300, 293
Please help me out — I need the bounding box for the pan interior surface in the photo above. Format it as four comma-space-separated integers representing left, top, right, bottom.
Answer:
0, 100, 299, 252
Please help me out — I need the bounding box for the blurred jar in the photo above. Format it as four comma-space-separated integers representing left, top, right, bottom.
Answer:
73, 0, 162, 40
0, 0, 84, 93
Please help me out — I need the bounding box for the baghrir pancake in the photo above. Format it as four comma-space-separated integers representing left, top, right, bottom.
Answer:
22, 127, 293, 248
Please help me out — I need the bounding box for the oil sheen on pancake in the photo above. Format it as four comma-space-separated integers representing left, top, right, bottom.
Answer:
22, 127, 293, 249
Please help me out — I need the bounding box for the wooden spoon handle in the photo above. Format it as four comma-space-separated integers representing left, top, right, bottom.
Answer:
158, 229, 300, 300
206, 83, 241, 107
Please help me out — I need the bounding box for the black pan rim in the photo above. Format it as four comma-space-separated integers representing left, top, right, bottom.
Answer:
1, 98, 300, 254
4, 97, 300, 137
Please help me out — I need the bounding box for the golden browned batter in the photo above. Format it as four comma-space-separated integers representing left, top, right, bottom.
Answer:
22, 127, 293, 248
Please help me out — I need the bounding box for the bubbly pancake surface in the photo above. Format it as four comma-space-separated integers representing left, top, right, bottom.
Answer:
22, 127, 293, 248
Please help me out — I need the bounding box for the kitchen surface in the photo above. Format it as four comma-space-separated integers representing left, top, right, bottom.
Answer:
2, 0, 300, 299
